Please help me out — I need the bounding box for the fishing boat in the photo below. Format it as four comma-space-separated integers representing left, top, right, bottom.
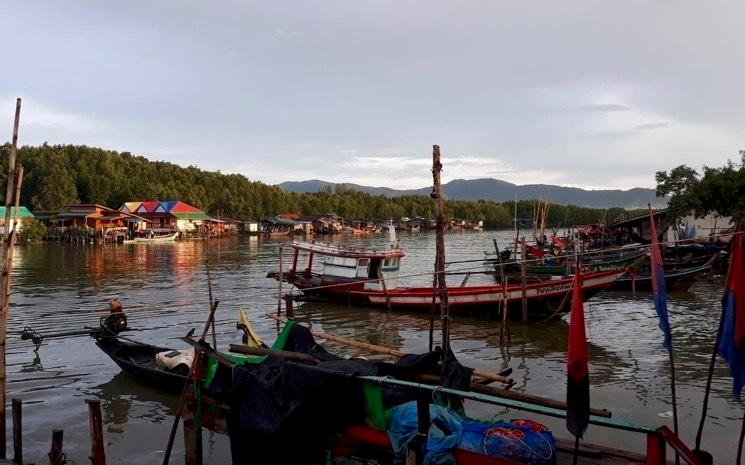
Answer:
487, 248, 647, 278
91, 317, 702, 465
122, 232, 179, 244
94, 334, 187, 391
272, 240, 627, 316
607, 253, 717, 292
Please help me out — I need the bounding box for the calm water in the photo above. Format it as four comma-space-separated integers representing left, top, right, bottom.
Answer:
5, 231, 741, 463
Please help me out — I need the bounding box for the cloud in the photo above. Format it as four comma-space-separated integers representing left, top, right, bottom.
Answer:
633, 122, 668, 131
0, 96, 104, 134
563, 103, 630, 113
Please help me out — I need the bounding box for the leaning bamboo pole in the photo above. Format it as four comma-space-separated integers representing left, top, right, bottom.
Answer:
266, 313, 513, 385
0, 98, 21, 459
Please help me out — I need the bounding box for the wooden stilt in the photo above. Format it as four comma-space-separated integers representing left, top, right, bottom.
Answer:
183, 419, 197, 465
48, 429, 64, 465
87, 399, 106, 465
12, 399, 21, 465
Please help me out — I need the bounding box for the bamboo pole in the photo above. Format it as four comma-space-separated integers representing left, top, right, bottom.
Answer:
379, 267, 392, 310
413, 373, 610, 418
266, 313, 512, 385
432, 145, 449, 353
0, 98, 21, 459
520, 238, 528, 321
276, 246, 283, 316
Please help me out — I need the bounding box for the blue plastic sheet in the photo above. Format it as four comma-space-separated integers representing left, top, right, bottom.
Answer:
387, 401, 463, 465
387, 401, 555, 465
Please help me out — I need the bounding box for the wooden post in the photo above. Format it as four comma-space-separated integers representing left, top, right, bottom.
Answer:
192, 358, 203, 465
379, 267, 392, 310
87, 399, 106, 465
276, 247, 283, 316
49, 429, 64, 465
12, 399, 21, 465
283, 294, 294, 318
183, 419, 197, 465
520, 238, 528, 321
0, 98, 21, 460
432, 145, 449, 353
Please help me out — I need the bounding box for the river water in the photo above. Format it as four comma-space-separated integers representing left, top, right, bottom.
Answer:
5, 231, 740, 463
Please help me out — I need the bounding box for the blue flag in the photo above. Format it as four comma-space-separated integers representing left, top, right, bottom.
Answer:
648, 208, 672, 351
718, 231, 745, 399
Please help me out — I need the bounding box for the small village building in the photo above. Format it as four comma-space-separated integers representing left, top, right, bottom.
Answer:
240, 220, 260, 234
56, 204, 144, 230
120, 200, 212, 232
0, 206, 35, 235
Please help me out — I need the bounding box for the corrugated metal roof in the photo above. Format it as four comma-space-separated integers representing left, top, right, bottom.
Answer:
170, 201, 203, 213
159, 200, 178, 212
120, 202, 141, 213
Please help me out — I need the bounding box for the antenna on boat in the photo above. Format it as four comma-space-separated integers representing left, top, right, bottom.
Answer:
388, 218, 397, 248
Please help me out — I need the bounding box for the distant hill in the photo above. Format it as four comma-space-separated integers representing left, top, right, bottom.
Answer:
279, 178, 666, 209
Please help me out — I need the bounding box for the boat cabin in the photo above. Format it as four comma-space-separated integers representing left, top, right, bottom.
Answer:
288, 241, 405, 291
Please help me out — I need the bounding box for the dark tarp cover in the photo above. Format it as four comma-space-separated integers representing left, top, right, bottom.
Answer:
223, 324, 471, 465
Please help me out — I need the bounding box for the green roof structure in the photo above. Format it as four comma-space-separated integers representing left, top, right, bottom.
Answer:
170, 212, 212, 220
0, 207, 35, 219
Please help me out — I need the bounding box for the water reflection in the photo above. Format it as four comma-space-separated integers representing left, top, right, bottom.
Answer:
4, 232, 740, 463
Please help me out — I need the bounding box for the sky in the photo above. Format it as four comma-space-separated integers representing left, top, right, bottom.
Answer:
1, 1, 744, 190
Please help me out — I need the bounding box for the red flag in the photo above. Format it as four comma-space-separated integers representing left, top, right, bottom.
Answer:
567, 268, 590, 438
719, 230, 745, 398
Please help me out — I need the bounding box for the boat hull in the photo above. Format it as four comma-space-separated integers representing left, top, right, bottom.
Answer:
123, 232, 179, 244
284, 270, 627, 317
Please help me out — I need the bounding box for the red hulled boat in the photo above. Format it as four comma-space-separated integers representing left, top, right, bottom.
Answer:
273, 240, 626, 316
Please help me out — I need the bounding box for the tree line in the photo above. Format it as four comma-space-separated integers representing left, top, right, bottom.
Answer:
0, 143, 644, 228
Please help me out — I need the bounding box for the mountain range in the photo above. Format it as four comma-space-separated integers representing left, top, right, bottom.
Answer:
279, 178, 667, 209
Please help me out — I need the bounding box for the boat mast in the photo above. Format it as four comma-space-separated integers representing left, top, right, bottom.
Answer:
432, 145, 450, 353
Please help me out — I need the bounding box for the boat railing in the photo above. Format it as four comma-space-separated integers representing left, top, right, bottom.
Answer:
291, 240, 402, 256
358, 375, 703, 465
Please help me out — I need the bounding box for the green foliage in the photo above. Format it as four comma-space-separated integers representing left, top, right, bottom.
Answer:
0, 143, 638, 228
656, 152, 745, 223
18, 218, 46, 244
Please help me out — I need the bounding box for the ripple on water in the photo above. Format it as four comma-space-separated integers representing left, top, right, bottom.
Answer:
5, 233, 741, 463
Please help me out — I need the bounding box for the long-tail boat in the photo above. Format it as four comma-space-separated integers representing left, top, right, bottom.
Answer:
91, 316, 704, 465
607, 253, 717, 292
270, 240, 626, 316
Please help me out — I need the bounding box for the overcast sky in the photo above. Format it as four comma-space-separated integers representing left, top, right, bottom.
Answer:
1, 1, 743, 190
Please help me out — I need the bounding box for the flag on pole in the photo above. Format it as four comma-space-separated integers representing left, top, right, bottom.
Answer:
718, 230, 745, 399
648, 208, 672, 350
567, 268, 590, 438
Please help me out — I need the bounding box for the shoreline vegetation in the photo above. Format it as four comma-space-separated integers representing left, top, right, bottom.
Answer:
1, 143, 647, 228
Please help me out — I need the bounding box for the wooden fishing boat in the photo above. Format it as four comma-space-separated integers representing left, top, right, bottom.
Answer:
272, 240, 626, 316
488, 249, 647, 277
93, 333, 187, 391
122, 232, 179, 244
263, 228, 291, 237
607, 254, 717, 292
92, 321, 703, 465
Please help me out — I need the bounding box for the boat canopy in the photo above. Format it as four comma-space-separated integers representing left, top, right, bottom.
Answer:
290, 240, 405, 260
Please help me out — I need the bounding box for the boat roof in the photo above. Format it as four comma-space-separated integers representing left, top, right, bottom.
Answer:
290, 240, 405, 259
